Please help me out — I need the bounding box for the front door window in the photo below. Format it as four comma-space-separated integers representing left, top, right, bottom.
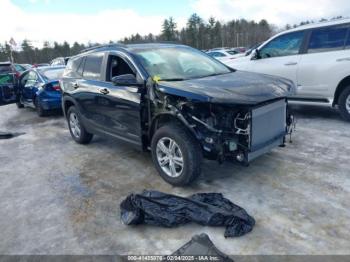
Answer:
259, 31, 305, 59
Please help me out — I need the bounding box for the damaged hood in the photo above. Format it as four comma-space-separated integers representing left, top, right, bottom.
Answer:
157, 71, 295, 104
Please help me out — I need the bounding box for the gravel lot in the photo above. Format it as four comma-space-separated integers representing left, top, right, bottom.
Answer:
0, 103, 349, 255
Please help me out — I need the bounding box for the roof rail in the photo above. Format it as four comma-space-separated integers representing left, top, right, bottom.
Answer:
122, 40, 183, 45
79, 43, 126, 54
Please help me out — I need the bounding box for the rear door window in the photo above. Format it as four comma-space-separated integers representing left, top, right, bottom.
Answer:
83, 53, 104, 80
77, 57, 85, 76
307, 25, 348, 53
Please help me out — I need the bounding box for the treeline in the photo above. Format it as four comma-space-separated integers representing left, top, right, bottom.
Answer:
0, 41, 86, 64
0, 13, 344, 64
122, 14, 273, 50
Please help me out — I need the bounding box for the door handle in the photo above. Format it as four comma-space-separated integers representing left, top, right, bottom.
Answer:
284, 62, 298, 66
72, 82, 79, 89
336, 57, 350, 62
99, 88, 110, 95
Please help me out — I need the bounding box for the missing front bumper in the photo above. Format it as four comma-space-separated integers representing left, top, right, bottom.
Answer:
234, 99, 288, 164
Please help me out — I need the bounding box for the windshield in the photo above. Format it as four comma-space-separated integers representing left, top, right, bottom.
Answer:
39, 68, 64, 80
133, 46, 231, 81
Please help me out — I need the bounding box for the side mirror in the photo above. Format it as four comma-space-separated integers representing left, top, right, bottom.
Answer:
251, 49, 261, 60
112, 74, 139, 87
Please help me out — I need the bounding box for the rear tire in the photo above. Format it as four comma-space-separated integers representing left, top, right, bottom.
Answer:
67, 106, 93, 144
151, 123, 202, 186
34, 97, 46, 117
16, 101, 24, 108
338, 85, 350, 121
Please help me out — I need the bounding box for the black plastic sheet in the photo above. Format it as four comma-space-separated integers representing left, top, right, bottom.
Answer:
120, 190, 255, 237
0, 132, 25, 140
0, 132, 13, 139
172, 233, 233, 261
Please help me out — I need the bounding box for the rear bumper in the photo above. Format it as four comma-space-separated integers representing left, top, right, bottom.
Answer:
39, 91, 62, 110
40, 97, 62, 110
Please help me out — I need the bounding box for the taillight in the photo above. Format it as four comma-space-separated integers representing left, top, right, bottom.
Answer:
52, 83, 61, 91
45, 82, 61, 92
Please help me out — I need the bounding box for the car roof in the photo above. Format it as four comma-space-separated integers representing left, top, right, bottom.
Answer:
280, 18, 350, 35
0, 62, 12, 66
36, 65, 65, 71
77, 42, 188, 57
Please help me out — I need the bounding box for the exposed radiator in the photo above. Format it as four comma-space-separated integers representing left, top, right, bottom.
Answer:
250, 99, 287, 152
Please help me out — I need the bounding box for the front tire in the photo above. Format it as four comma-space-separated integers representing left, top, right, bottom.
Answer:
67, 106, 93, 144
151, 123, 202, 186
338, 86, 350, 121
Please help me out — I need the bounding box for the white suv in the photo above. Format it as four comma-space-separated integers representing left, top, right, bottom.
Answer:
228, 19, 350, 121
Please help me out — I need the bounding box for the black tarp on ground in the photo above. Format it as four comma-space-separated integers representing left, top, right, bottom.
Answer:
171, 233, 233, 261
0, 132, 13, 139
0, 132, 25, 139
120, 190, 255, 237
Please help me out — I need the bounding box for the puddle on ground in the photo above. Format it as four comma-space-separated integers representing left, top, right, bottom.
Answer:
48, 172, 97, 224
0, 132, 26, 139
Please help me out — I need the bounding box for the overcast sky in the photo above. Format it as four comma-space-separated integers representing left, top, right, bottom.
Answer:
1, 0, 349, 47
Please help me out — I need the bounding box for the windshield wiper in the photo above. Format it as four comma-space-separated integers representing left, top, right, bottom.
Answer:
189, 72, 230, 80
161, 78, 186, 81
206, 72, 231, 77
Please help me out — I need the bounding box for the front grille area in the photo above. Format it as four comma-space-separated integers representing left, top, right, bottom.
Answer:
250, 99, 287, 152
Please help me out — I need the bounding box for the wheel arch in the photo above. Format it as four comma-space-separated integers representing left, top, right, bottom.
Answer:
147, 112, 199, 147
62, 96, 77, 118
333, 75, 350, 106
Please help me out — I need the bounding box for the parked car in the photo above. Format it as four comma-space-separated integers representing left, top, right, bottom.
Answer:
50, 57, 70, 66
206, 48, 245, 64
60, 43, 295, 186
15, 66, 65, 116
233, 47, 247, 53
227, 18, 350, 121
33, 63, 50, 68
20, 64, 33, 70
0, 62, 17, 106
14, 64, 28, 75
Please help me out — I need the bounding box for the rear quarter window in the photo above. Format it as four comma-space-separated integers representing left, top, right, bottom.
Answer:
64, 57, 84, 77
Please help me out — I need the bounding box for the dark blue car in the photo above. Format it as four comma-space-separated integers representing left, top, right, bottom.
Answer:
16, 66, 65, 116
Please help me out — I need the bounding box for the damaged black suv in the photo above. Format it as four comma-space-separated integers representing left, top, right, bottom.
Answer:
61, 43, 295, 186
